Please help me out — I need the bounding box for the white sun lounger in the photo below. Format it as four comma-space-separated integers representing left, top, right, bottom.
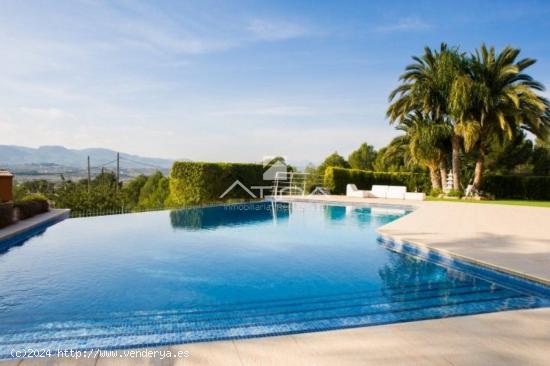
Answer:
369, 185, 389, 198
346, 184, 425, 201
346, 184, 369, 198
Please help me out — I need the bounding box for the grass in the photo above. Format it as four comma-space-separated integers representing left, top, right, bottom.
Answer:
426, 197, 550, 207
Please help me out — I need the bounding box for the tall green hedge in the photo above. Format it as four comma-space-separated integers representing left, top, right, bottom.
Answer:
324, 167, 431, 194
482, 175, 550, 200
170, 162, 264, 205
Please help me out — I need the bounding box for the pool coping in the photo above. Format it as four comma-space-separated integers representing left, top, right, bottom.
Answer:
377, 235, 550, 298
377, 232, 550, 289
376, 213, 550, 289
290, 197, 550, 293
277, 195, 550, 289
0, 209, 70, 244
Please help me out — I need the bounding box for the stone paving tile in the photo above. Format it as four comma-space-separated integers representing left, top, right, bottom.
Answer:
0, 360, 22, 366
293, 325, 449, 366
171, 342, 242, 366
232, 335, 307, 366
19, 356, 96, 366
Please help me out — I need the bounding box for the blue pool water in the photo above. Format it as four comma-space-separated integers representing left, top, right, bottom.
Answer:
0, 201, 547, 357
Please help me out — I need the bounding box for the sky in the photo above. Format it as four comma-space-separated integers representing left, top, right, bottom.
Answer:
1, 0, 550, 164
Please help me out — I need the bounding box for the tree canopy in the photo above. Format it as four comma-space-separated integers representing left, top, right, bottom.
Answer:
348, 143, 377, 170
317, 152, 350, 175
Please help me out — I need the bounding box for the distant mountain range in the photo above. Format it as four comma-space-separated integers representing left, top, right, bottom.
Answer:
0, 145, 175, 170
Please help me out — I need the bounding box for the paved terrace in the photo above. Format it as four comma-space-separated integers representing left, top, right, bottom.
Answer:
1, 197, 549, 365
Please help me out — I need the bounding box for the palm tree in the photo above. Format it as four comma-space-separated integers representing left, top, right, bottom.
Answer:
450, 45, 550, 190
387, 43, 464, 190
372, 140, 410, 172
386, 113, 451, 190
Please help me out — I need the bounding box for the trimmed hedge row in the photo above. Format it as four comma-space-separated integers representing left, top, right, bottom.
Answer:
15, 199, 49, 220
482, 175, 550, 200
0, 202, 13, 228
324, 167, 431, 195
170, 162, 264, 205
0, 195, 49, 228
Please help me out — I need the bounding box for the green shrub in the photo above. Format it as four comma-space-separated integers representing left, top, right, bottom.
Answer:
482, 175, 550, 200
14, 194, 49, 220
446, 189, 463, 197
121, 175, 147, 210
324, 167, 431, 194
523, 176, 550, 200
0, 202, 13, 228
21, 193, 48, 202
170, 162, 264, 205
136, 172, 170, 209
430, 188, 443, 197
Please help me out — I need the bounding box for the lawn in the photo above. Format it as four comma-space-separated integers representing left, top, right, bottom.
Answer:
426, 197, 550, 208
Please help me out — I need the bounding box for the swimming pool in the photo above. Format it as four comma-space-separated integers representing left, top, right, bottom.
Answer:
0, 201, 548, 357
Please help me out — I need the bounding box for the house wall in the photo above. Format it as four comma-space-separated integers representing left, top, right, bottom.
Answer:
0, 172, 13, 202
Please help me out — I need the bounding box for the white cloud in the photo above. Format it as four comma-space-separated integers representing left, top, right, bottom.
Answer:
375, 17, 433, 33
248, 19, 311, 41
0, 2, 394, 162
209, 105, 318, 117
0, 105, 177, 157
115, 20, 237, 55
18, 107, 73, 121
178, 124, 397, 164
207, 99, 379, 119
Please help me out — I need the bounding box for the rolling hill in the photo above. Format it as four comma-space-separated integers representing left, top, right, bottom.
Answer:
0, 145, 174, 169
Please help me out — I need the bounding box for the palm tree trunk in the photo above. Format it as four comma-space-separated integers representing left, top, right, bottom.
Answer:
451, 134, 462, 190
473, 150, 485, 190
439, 158, 447, 191
429, 166, 442, 191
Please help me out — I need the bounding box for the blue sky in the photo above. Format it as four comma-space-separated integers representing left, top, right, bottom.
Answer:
1, 0, 550, 164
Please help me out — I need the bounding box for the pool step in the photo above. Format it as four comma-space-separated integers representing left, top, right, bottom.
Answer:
1, 282, 504, 335
0, 283, 545, 358
0, 287, 525, 341
0, 277, 485, 329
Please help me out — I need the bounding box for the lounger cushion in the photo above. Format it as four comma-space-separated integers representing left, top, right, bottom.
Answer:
346, 184, 369, 198
386, 186, 406, 199
346, 184, 358, 195
370, 185, 389, 198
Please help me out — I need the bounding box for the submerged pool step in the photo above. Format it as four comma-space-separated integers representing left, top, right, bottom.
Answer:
1, 280, 496, 334
1, 277, 478, 327
0, 286, 523, 343
0, 295, 542, 358
0, 284, 543, 350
